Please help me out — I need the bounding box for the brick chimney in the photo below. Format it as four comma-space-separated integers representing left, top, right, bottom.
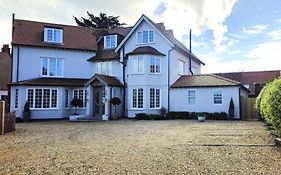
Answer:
1, 44, 10, 53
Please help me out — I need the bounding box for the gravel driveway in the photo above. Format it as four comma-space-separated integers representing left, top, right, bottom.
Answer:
0, 120, 280, 174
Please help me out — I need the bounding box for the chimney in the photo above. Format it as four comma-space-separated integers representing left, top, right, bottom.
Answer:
1, 44, 10, 53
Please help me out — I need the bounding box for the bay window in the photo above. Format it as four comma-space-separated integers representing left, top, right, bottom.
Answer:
132, 57, 144, 74
27, 88, 58, 109
150, 57, 160, 73
97, 62, 112, 75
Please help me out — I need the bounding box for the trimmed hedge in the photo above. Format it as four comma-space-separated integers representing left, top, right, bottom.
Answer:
135, 111, 228, 120
256, 77, 281, 137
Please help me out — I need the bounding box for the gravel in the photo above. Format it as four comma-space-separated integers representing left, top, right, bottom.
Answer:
0, 120, 280, 174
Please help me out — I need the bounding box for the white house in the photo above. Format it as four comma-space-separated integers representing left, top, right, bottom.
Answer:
10, 14, 247, 120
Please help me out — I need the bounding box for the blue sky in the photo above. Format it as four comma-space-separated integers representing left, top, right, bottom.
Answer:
0, 0, 281, 73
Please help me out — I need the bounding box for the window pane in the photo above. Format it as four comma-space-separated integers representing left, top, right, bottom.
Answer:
65, 90, 69, 108
150, 58, 155, 73
188, 90, 196, 104
214, 90, 222, 104
49, 59, 56, 76
105, 36, 111, 48
84, 90, 87, 107
54, 30, 61, 43
133, 89, 137, 108
149, 31, 154, 42
138, 89, 143, 108
73, 90, 78, 99
97, 62, 101, 74
47, 29, 53, 41
56, 59, 62, 76
179, 60, 184, 75
137, 32, 142, 43
138, 57, 144, 73
51, 90, 57, 108
132, 58, 138, 73
43, 89, 50, 108
156, 58, 160, 73
150, 88, 155, 108
156, 89, 160, 108
101, 62, 107, 75
27, 89, 34, 108
143, 31, 148, 43
110, 35, 116, 47
15, 89, 18, 109
107, 62, 112, 75
35, 89, 43, 108
42, 58, 48, 75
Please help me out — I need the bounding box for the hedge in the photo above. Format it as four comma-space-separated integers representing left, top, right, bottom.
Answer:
135, 111, 228, 120
256, 77, 281, 137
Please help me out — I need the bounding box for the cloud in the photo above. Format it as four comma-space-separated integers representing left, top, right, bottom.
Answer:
201, 40, 281, 73
267, 29, 281, 40
242, 24, 268, 34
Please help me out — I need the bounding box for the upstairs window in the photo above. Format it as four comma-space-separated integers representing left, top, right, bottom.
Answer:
41, 57, 63, 77
44, 28, 63, 43
192, 66, 199, 75
150, 57, 160, 74
178, 59, 185, 75
104, 35, 117, 49
137, 30, 154, 44
97, 62, 112, 75
132, 57, 144, 74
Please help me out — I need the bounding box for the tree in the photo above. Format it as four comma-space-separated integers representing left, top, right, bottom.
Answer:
71, 98, 83, 115
74, 12, 126, 29
228, 98, 234, 119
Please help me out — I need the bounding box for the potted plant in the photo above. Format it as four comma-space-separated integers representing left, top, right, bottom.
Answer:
109, 97, 121, 120
196, 112, 206, 122
23, 101, 31, 122
70, 98, 83, 115
228, 98, 234, 120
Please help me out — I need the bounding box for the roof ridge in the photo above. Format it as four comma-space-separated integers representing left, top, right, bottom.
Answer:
210, 74, 241, 84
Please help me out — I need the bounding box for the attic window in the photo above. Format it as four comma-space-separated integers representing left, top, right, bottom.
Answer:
104, 35, 117, 49
44, 28, 63, 44
137, 30, 154, 44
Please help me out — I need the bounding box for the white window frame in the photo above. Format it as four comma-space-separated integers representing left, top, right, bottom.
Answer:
132, 88, 144, 109
131, 57, 144, 74
149, 57, 161, 74
136, 30, 155, 44
97, 61, 112, 76
26, 88, 58, 110
73, 89, 87, 108
178, 59, 185, 75
44, 28, 63, 43
104, 35, 117, 49
15, 89, 18, 109
187, 89, 196, 105
41, 57, 64, 77
149, 88, 161, 109
213, 89, 223, 105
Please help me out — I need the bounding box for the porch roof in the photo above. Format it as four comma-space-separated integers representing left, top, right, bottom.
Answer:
85, 74, 123, 87
126, 46, 166, 57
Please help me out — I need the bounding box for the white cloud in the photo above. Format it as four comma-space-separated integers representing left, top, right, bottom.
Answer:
151, 0, 237, 53
242, 24, 268, 34
267, 29, 281, 40
201, 40, 281, 73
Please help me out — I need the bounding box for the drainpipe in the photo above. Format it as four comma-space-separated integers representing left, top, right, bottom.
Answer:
167, 47, 175, 113
189, 29, 193, 75
122, 46, 126, 117
110, 86, 113, 119
16, 47, 19, 82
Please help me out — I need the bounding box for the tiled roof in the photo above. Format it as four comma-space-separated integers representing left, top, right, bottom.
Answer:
126, 46, 166, 56
0, 52, 11, 90
85, 74, 123, 87
10, 77, 89, 87
12, 19, 99, 51
171, 74, 242, 88
87, 49, 120, 62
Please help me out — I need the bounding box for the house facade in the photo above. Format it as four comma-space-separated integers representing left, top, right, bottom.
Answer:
10, 15, 246, 120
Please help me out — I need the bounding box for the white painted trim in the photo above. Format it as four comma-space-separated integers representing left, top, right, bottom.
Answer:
26, 88, 59, 110
40, 57, 64, 78
104, 35, 117, 49
149, 88, 161, 109
213, 88, 223, 105
131, 88, 144, 110
187, 89, 196, 105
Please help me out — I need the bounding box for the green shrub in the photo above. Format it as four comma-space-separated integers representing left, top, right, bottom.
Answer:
135, 113, 149, 120
258, 78, 281, 137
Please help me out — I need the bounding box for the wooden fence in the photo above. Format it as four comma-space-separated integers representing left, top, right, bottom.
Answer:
0, 101, 15, 135
240, 97, 260, 120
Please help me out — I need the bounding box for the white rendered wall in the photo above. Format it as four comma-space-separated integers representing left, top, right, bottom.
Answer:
170, 86, 241, 119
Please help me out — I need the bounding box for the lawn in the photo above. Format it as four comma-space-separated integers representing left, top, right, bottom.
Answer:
0, 120, 280, 174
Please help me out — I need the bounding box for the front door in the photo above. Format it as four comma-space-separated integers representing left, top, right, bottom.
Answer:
93, 87, 105, 118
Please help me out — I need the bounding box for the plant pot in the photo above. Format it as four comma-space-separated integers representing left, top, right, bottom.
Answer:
23, 111, 31, 122
102, 115, 109, 121
197, 116, 206, 122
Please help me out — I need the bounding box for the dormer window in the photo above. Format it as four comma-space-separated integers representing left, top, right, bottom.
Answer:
44, 28, 63, 44
104, 35, 117, 49
137, 30, 154, 44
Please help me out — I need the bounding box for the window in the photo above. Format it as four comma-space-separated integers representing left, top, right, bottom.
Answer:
104, 35, 117, 48
97, 62, 112, 75
192, 66, 199, 75
137, 30, 154, 44
44, 28, 63, 43
65, 90, 69, 108
15, 89, 18, 109
41, 57, 63, 77
178, 60, 185, 75
150, 57, 160, 73
188, 90, 196, 105
213, 89, 222, 104
132, 57, 144, 74
132, 88, 143, 109
150, 88, 160, 109
27, 88, 58, 109
73, 89, 87, 108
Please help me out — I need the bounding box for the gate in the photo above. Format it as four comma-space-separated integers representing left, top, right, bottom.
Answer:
240, 97, 260, 120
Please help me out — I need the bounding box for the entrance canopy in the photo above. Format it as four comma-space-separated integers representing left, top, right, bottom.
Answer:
85, 74, 123, 87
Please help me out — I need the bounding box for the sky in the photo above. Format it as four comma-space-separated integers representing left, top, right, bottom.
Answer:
0, 0, 281, 73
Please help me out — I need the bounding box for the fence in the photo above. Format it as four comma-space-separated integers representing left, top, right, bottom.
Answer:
240, 97, 260, 120
0, 101, 15, 135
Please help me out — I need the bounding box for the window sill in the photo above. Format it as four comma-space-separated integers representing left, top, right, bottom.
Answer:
149, 73, 161, 75
131, 108, 144, 110
136, 42, 155, 45
30, 108, 59, 110
43, 41, 64, 45
131, 73, 145, 75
